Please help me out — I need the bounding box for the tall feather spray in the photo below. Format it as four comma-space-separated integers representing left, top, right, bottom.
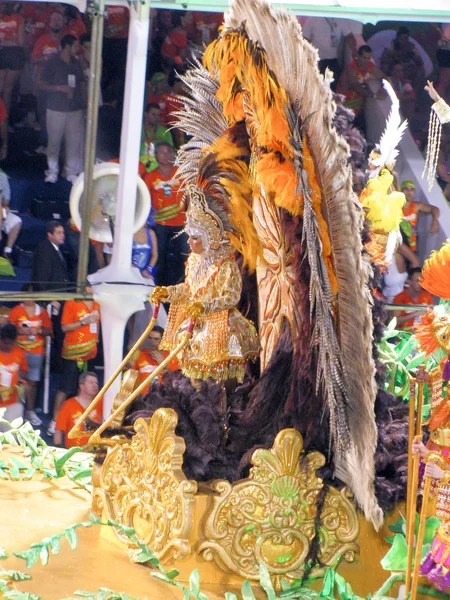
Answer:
226, 0, 380, 527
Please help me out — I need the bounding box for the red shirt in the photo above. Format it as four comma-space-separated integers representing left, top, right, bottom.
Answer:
31, 33, 60, 61
0, 14, 23, 44
161, 29, 188, 60
55, 396, 103, 448
9, 304, 52, 355
0, 98, 7, 123
104, 6, 129, 39
144, 166, 185, 227
393, 289, 434, 331
0, 346, 28, 407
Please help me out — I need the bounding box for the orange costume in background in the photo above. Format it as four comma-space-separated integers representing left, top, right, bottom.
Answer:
9, 304, 52, 355
61, 300, 100, 362
0, 346, 27, 407
393, 288, 433, 331
131, 348, 179, 391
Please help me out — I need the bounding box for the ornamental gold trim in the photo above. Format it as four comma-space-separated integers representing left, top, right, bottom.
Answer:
198, 428, 359, 581
95, 408, 197, 563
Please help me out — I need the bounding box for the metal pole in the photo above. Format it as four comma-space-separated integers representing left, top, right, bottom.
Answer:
76, 0, 105, 292
43, 304, 52, 415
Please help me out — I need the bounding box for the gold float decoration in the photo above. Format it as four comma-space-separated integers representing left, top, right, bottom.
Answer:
93, 408, 197, 563
198, 428, 359, 581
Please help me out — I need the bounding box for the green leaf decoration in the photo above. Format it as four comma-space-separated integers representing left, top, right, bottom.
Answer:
2, 592, 40, 600
319, 568, 335, 598
65, 528, 78, 550
424, 516, 441, 545
23, 468, 36, 480
189, 569, 200, 596
380, 533, 408, 571
9, 457, 27, 470
39, 546, 49, 567
49, 537, 61, 555
165, 569, 179, 580
0, 547, 9, 560
89, 513, 102, 525
9, 466, 20, 480
241, 580, 257, 600
259, 563, 277, 600
225, 593, 239, 600
0, 570, 31, 582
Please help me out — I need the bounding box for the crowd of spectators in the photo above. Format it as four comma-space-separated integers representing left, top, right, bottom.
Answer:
0, 6, 447, 444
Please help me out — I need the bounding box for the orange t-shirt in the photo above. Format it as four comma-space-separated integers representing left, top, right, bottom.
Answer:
104, 6, 129, 39
9, 304, 52, 355
144, 166, 185, 227
31, 33, 60, 60
62, 300, 101, 361
55, 396, 103, 448
393, 289, 434, 331
0, 14, 23, 43
0, 346, 28, 406
132, 348, 179, 391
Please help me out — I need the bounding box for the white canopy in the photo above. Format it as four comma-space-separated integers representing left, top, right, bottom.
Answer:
15, 1, 450, 24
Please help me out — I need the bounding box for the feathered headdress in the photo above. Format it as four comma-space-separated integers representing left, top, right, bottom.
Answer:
174, 0, 380, 527
369, 80, 408, 179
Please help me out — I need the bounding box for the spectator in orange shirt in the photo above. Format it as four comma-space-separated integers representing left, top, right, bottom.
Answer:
102, 5, 129, 90
63, 5, 86, 39
0, 323, 28, 428
130, 325, 179, 392
48, 289, 101, 436
8, 283, 52, 427
392, 267, 434, 331
54, 371, 102, 448
143, 142, 188, 286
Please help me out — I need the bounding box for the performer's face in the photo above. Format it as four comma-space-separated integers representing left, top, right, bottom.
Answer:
188, 235, 204, 254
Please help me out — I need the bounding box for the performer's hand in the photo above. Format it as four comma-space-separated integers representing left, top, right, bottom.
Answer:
425, 80, 439, 102
425, 462, 445, 480
150, 286, 168, 304
430, 219, 439, 234
412, 439, 429, 458
186, 301, 204, 319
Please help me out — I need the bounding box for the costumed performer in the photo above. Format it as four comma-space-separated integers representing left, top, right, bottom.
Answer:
420, 462, 450, 593
150, 186, 259, 383
411, 242, 450, 507
359, 80, 407, 266
423, 80, 450, 191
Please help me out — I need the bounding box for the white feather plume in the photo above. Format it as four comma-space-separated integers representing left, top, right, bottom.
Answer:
369, 79, 408, 179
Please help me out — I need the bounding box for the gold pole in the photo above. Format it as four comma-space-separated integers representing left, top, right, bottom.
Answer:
410, 453, 441, 600
88, 324, 194, 445
415, 367, 426, 437
68, 303, 160, 440
406, 377, 416, 529
405, 452, 419, 595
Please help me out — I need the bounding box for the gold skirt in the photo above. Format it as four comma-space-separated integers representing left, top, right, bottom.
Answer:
160, 306, 259, 382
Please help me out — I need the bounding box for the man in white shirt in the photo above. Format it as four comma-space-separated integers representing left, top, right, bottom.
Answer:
302, 17, 362, 88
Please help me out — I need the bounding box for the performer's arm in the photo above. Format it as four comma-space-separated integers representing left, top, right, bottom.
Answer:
202, 260, 241, 315
165, 282, 190, 304
425, 81, 450, 124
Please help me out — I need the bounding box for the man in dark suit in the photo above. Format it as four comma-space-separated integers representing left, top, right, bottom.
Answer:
32, 220, 69, 292
32, 221, 70, 401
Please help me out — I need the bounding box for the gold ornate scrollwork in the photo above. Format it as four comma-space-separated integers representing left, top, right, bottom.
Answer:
198, 428, 359, 580
95, 408, 197, 563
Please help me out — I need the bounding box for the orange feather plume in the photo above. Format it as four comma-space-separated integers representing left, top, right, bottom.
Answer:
420, 241, 450, 300
414, 309, 440, 355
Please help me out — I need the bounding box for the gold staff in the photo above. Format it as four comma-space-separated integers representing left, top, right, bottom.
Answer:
410, 453, 443, 600
405, 366, 427, 596
68, 302, 161, 441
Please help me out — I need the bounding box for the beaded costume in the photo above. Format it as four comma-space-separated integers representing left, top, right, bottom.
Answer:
158, 188, 259, 382
414, 242, 450, 591
423, 94, 450, 191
